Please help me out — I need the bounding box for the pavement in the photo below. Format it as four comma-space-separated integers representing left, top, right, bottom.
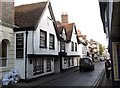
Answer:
1, 67, 79, 88
95, 70, 113, 88
1, 62, 113, 88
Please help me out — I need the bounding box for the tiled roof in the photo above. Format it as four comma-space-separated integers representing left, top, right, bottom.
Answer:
57, 26, 64, 34
15, 1, 47, 28
63, 23, 74, 43
56, 21, 76, 43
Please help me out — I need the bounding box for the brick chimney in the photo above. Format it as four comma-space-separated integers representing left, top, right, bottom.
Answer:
61, 12, 68, 23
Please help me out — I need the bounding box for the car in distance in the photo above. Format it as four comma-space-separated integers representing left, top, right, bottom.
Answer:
79, 57, 95, 71
99, 56, 105, 61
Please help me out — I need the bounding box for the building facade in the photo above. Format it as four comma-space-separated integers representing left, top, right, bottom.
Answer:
14, 1, 59, 79
0, 0, 14, 79
99, 0, 120, 86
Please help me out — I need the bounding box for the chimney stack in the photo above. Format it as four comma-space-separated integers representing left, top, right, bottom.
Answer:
0, 0, 14, 25
61, 12, 68, 24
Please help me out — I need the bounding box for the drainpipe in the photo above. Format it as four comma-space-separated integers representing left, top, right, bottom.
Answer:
25, 29, 28, 80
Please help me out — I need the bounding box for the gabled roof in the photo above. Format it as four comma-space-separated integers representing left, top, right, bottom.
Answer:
63, 23, 74, 43
15, 1, 48, 28
56, 21, 79, 43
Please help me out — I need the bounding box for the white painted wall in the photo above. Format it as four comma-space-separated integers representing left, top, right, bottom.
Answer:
66, 26, 80, 56
14, 4, 59, 79
27, 6, 59, 55
14, 32, 26, 79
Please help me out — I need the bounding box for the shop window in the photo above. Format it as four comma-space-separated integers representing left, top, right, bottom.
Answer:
64, 59, 67, 64
40, 29, 47, 48
68, 58, 70, 67
33, 58, 44, 75
49, 34, 55, 50
46, 59, 52, 72
72, 58, 74, 66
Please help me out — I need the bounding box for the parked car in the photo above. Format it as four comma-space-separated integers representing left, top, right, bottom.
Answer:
79, 57, 95, 71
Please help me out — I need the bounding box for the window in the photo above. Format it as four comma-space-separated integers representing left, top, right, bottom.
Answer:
64, 58, 67, 64
40, 30, 47, 48
75, 43, 77, 51
0, 40, 8, 67
68, 58, 70, 67
71, 42, 74, 51
46, 59, 52, 72
60, 41, 65, 52
72, 58, 74, 66
33, 58, 44, 75
49, 34, 55, 49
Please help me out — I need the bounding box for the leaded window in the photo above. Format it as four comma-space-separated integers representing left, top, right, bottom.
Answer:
40, 30, 47, 48
33, 58, 44, 75
49, 34, 55, 49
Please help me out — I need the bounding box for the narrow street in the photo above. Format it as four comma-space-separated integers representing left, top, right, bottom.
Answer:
36, 61, 105, 87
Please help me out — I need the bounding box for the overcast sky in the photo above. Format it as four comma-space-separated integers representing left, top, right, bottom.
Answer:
15, 0, 107, 46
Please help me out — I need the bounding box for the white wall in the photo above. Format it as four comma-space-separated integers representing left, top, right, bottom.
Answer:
66, 26, 80, 56
14, 32, 26, 79
30, 6, 59, 55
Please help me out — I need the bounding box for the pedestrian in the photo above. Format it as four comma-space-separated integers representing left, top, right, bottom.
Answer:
105, 59, 111, 79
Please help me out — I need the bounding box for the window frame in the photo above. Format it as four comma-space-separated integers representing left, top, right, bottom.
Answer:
60, 41, 65, 52
40, 29, 47, 48
71, 41, 74, 51
0, 40, 8, 67
46, 59, 52, 72
75, 43, 77, 52
49, 33, 55, 50
33, 58, 44, 75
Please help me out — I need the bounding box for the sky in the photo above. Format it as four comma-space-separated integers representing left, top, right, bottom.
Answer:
14, 0, 107, 47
